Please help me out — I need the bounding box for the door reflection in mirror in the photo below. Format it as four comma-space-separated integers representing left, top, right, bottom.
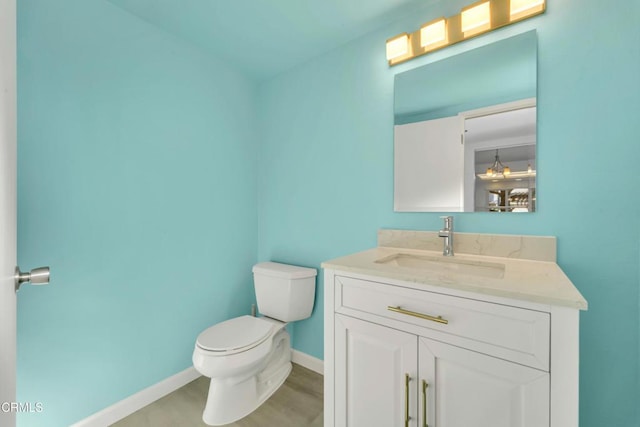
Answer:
464, 102, 536, 212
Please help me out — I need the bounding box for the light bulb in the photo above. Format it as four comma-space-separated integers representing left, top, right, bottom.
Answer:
510, 0, 545, 21
386, 34, 409, 61
461, 2, 491, 37
420, 19, 447, 49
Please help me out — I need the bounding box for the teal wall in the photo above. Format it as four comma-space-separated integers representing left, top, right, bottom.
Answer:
17, 0, 258, 425
16, 0, 640, 426
258, 1, 639, 427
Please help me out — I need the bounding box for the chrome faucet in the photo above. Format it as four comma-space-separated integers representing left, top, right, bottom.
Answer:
438, 216, 454, 256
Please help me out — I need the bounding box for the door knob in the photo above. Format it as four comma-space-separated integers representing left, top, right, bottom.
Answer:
15, 266, 50, 292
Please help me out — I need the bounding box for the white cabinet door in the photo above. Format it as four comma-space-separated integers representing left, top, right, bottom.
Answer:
335, 314, 418, 427
419, 338, 549, 427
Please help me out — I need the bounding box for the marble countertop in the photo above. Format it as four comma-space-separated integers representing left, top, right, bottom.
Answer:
322, 245, 588, 310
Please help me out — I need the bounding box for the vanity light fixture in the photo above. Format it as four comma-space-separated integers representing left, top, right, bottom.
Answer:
386, 0, 545, 66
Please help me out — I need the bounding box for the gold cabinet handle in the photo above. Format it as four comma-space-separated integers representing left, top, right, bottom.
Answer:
405, 374, 411, 427
422, 380, 429, 427
388, 306, 449, 325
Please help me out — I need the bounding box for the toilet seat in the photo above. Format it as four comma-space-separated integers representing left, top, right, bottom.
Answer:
196, 315, 273, 355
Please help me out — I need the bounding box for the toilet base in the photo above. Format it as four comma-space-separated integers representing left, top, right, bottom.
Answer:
202, 329, 292, 426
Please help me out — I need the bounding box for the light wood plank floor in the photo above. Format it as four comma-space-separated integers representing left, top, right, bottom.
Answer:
112, 364, 323, 427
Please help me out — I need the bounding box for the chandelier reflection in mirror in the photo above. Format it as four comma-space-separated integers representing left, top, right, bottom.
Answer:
486, 149, 510, 177
386, 0, 545, 65
476, 148, 535, 181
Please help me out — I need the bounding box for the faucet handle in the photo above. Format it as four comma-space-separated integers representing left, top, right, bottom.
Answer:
440, 215, 453, 228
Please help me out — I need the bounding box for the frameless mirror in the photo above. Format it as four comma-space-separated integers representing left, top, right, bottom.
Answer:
394, 31, 537, 212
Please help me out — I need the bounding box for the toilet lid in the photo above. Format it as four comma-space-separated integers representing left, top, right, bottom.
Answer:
196, 315, 273, 352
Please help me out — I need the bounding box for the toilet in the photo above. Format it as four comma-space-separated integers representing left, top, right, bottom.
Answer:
192, 262, 317, 426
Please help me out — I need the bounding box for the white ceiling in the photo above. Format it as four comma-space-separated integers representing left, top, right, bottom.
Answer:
468, 107, 537, 164
466, 107, 537, 146
108, 0, 438, 81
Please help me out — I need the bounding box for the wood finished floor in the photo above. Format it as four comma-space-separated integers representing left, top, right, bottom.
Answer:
111, 364, 323, 427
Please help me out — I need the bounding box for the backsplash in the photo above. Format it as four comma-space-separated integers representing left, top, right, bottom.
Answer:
378, 229, 556, 262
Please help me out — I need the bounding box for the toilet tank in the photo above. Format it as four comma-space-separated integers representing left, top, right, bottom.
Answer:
252, 262, 317, 322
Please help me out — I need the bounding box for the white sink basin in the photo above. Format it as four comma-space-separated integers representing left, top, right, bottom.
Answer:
375, 253, 505, 279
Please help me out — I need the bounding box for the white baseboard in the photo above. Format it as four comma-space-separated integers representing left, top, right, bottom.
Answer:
291, 349, 324, 375
70, 367, 200, 427
71, 351, 322, 427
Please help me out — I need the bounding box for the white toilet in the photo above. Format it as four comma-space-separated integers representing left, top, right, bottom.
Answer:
192, 262, 317, 426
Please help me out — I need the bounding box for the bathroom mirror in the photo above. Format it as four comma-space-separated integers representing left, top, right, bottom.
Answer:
394, 31, 537, 212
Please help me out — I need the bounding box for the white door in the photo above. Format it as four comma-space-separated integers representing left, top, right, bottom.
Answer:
334, 314, 418, 427
419, 337, 549, 427
0, 0, 18, 426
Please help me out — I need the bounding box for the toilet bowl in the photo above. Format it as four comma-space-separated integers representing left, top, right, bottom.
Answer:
192, 262, 316, 426
193, 315, 291, 426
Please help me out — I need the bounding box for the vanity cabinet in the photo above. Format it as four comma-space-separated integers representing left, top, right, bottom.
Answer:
324, 272, 581, 427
